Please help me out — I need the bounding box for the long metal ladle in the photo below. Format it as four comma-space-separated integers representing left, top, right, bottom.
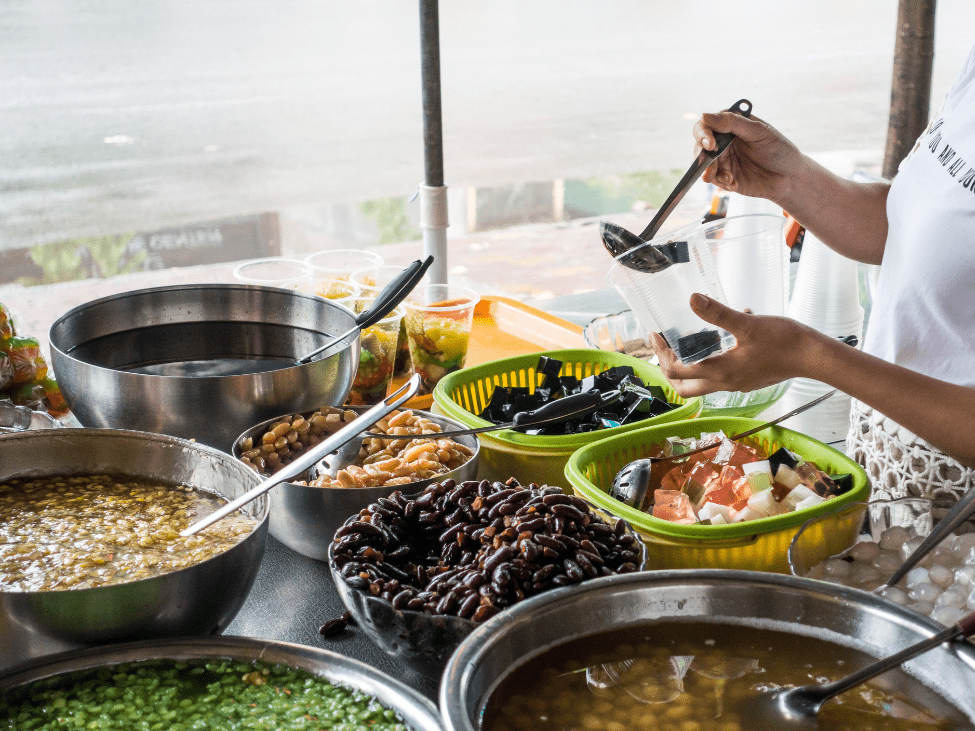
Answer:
752, 608, 975, 729
294, 256, 434, 365
180, 374, 422, 536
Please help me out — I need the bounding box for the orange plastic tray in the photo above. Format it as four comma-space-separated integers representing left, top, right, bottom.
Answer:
396, 296, 587, 410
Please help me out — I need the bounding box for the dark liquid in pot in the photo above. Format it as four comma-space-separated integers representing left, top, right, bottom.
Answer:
67, 321, 334, 376
482, 621, 973, 731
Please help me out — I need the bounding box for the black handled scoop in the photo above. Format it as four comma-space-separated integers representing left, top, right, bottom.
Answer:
295, 255, 434, 365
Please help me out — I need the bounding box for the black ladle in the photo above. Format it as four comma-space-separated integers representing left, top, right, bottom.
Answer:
295, 255, 434, 365
610, 389, 837, 508
752, 608, 975, 728
603, 98, 753, 271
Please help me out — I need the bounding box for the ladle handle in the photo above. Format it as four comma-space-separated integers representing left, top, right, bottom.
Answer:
884, 486, 975, 587
708, 98, 753, 160
804, 611, 975, 706
179, 374, 422, 536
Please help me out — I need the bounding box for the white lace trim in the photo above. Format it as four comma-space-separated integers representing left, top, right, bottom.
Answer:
847, 398, 975, 502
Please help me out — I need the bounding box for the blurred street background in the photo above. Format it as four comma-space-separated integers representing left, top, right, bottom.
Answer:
2, 0, 974, 308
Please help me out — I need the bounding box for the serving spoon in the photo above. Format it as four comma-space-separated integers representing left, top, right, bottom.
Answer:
751, 608, 975, 728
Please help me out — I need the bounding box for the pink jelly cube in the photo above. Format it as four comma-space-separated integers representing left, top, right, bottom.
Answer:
660, 466, 689, 493
652, 490, 697, 524
713, 439, 765, 468
719, 465, 752, 503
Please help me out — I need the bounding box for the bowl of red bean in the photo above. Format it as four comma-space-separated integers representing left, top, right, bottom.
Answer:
233, 406, 479, 561
328, 477, 647, 672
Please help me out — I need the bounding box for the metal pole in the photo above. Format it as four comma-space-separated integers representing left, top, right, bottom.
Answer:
419, 0, 448, 285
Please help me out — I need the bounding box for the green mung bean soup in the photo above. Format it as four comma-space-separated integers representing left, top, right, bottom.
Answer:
0, 658, 408, 731
0, 473, 258, 592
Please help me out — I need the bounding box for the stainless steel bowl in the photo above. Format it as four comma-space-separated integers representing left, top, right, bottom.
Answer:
232, 408, 479, 561
0, 636, 442, 731
330, 504, 648, 674
49, 284, 360, 450
439, 570, 975, 731
0, 429, 269, 672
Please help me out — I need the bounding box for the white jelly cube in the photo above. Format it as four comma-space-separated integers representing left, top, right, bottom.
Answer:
774, 464, 802, 490
709, 513, 728, 526
698, 501, 732, 523
781, 485, 818, 511
731, 506, 762, 523
795, 494, 826, 512
746, 489, 780, 517
742, 460, 772, 476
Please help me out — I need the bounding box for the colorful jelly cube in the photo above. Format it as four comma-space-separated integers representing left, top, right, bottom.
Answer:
685, 462, 721, 504
660, 466, 689, 494
0, 302, 15, 340
652, 490, 697, 525
714, 439, 765, 468
0, 352, 12, 392
41, 377, 69, 417
6, 337, 47, 384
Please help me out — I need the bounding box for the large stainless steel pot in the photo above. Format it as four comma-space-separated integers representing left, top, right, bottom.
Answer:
232, 408, 480, 561
440, 570, 975, 730
0, 636, 442, 731
0, 429, 269, 672
49, 284, 360, 450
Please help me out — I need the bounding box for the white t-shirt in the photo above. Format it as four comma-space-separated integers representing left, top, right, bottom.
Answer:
863, 43, 975, 387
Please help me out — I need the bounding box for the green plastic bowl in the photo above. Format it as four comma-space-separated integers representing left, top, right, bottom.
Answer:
564, 416, 870, 573
432, 349, 701, 489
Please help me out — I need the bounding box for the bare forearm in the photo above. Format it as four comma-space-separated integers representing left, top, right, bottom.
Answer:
775, 156, 891, 265
802, 334, 975, 466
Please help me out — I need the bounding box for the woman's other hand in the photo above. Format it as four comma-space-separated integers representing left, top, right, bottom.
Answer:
694, 110, 803, 204
650, 294, 822, 397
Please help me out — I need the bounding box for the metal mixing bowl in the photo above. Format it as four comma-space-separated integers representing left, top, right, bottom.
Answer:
0, 429, 269, 672
231, 408, 479, 561
49, 284, 360, 450
439, 570, 975, 731
0, 636, 442, 731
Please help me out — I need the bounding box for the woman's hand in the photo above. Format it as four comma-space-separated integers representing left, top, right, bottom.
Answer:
694, 110, 804, 204
650, 293, 824, 397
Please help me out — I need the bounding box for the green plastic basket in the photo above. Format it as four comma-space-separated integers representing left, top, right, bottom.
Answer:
432, 349, 701, 489
564, 416, 870, 573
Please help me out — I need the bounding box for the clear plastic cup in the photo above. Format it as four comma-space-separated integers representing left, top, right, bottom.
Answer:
301, 277, 360, 312
690, 213, 790, 316
347, 303, 404, 406
304, 248, 384, 286
232, 258, 312, 290
404, 284, 480, 395
607, 222, 735, 364
352, 265, 416, 377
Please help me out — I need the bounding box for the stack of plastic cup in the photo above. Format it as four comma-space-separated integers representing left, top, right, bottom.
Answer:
787, 232, 864, 340
774, 231, 865, 444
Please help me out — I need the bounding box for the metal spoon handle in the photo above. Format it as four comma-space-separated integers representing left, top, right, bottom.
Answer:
656, 389, 838, 464
638, 98, 752, 241
800, 611, 975, 707
884, 486, 975, 587
180, 374, 422, 536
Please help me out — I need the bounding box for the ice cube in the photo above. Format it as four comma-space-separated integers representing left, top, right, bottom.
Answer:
907, 582, 941, 604
878, 525, 913, 552
742, 460, 772, 476
652, 490, 697, 525
823, 558, 852, 579
850, 564, 882, 591
951, 533, 975, 561
953, 566, 975, 589
932, 606, 966, 626
848, 540, 881, 563
929, 564, 955, 589
911, 600, 935, 617
904, 567, 930, 588
935, 589, 966, 609
899, 536, 924, 562
876, 586, 909, 606
967, 587, 975, 610
871, 551, 902, 575
794, 494, 826, 512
